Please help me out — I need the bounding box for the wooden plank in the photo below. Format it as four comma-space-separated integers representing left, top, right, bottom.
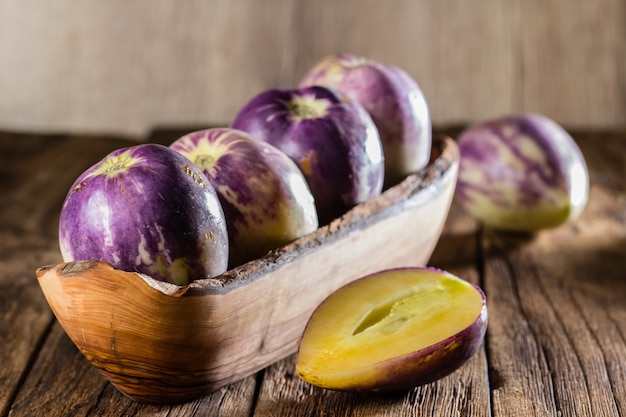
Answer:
2, 1, 625, 134
7, 323, 112, 416
0, 134, 116, 416
8, 323, 258, 417
0, 133, 136, 416
291, 0, 515, 126
0, 0, 297, 137
0, 255, 55, 417
516, 0, 626, 128
0, 135, 58, 414
484, 131, 626, 416
4, 129, 626, 415
483, 232, 570, 416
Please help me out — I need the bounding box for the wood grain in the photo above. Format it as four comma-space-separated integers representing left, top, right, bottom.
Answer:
2, 128, 626, 416
516, 0, 626, 127
484, 131, 626, 417
9, 322, 259, 417
0, 1, 624, 136
0, 133, 134, 416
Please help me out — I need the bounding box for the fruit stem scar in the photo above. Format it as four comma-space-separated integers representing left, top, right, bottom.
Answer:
287, 94, 331, 121
194, 154, 216, 171
88, 150, 143, 179
105, 161, 127, 174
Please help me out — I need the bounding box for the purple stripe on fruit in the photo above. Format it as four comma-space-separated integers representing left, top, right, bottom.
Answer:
231, 85, 384, 225
59, 144, 229, 285
455, 113, 589, 232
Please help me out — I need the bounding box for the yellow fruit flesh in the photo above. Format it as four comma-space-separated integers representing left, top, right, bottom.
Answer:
296, 269, 484, 389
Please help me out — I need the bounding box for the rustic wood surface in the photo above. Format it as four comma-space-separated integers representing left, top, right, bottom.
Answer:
1, 126, 625, 416
1, 0, 625, 136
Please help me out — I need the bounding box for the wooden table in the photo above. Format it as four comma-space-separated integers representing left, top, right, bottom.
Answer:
1, 127, 625, 416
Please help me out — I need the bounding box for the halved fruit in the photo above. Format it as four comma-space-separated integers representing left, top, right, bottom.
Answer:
295, 267, 487, 392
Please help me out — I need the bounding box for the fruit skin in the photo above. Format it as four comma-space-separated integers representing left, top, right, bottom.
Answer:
455, 113, 589, 232
299, 53, 431, 188
230, 85, 384, 225
296, 267, 487, 392
58, 143, 229, 285
170, 127, 319, 268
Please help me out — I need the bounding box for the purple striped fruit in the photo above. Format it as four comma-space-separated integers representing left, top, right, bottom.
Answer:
170, 128, 319, 268
299, 54, 431, 188
296, 267, 487, 392
456, 113, 589, 232
59, 144, 229, 285
231, 85, 384, 224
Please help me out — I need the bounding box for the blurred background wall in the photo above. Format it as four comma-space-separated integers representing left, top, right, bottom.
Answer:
0, 0, 624, 138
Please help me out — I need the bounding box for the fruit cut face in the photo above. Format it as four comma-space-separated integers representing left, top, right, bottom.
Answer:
296, 267, 487, 392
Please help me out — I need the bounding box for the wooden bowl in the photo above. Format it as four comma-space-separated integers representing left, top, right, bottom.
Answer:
36, 135, 459, 404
